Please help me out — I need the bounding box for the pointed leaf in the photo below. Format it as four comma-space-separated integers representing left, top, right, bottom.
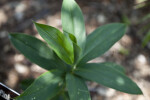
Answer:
73, 42, 81, 64
67, 32, 81, 64
9, 33, 65, 70
33, 22, 74, 65
61, 0, 86, 51
75, 63, 142, 94
69, 33, 77, 43
66, 73, 91, 100
79, 23, 127, 65
16, 70, 64, 100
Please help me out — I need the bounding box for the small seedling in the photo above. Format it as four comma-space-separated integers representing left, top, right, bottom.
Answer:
9, 0, 142, 100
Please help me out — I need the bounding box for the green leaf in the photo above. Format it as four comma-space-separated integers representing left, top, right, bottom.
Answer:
104, 62, 125, 74
33, 22, 74, 65
66, 73, 91, 100
61, 0, 86, 51
75, 63, 142, 94
20, 79, 34, 91
121, 14, 130, 25
67, 32, 81, 65
51, 92, 69, 100
9, 33, 65, 70
69, 33, 77, 43
73, 42, 81, 64
16, 70, 64, 100
79, 23, 127, 65
138, 23, 150, 34
142, 30, 150, 47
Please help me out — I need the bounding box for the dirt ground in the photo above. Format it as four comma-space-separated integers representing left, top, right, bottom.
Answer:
0, 0, 150, 100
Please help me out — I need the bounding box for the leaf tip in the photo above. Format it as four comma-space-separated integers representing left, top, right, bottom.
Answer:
32, 20, 40, 27
126, 82, 143, 95
136, 88, 143, 95
32, 20, 36, 23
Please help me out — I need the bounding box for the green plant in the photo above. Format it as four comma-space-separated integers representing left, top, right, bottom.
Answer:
9, 0, 142, 100
139, 13, 150, 47
134, 0, 150, 47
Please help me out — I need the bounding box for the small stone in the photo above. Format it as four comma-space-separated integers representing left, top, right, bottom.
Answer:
0, 10, 7, 27
136, 54, 147, 64
6, 70, 18, 88
14, 54, 24, 62
14, 63, 29, 75
15, 2, 27, 21
97, 87, 115, 97
97, 14, 106, 24
120, 35, 133, 47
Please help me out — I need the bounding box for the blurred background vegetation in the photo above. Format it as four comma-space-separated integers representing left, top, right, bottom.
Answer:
0, 0, 150, 100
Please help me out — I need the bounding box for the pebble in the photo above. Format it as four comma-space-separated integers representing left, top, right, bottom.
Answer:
0, 10, 7, 26
14, 2, 27, 21
97, 87, 115, 97
14, 63, 29, 76
97, 13, 106, 24
14, 54, 24, 62
136, 54, 147, 64
120, 35, 133, 47
6, 70, 18, 88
